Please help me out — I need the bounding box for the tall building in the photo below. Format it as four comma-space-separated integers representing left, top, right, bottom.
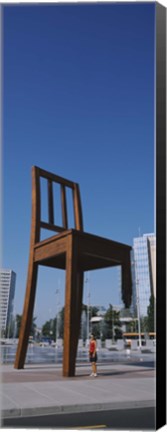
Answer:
147, 234, 156, 298
132, 233, 156, 317
0, 269, 16, 334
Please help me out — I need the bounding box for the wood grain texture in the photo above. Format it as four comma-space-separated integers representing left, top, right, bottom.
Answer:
14, 166, 132, 376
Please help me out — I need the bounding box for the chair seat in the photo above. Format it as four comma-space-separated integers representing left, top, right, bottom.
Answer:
34, 229, 131, 272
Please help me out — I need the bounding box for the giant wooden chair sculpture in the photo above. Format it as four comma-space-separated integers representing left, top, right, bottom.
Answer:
14, 166, 132, 376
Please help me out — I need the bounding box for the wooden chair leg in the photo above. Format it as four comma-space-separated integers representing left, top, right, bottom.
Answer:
63, 237, 83, 377
14, 262, 38, 369
121, 253, 132, 308
75, 271, 84, 346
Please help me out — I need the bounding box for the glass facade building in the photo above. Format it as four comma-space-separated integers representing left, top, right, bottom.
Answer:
0, 269, 16, 334
132, 234, 156, 317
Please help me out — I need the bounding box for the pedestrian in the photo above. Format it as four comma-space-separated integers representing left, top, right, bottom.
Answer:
89, 334, 97, 377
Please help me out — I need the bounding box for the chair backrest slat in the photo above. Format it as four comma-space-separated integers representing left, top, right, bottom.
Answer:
61, 185, 68, 229
73, 184, 83, 231
32, 166, 83, 241
40, 221, 65, 233
48, 179, 54, 225
39, 167, 75, 188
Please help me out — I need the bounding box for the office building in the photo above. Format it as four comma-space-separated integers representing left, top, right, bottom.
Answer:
132, 233, 156, 317
0, 269, 16, 334
147, 234, 156, 298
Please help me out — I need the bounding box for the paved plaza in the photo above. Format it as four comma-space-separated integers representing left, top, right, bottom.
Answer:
1, 358, 155, 422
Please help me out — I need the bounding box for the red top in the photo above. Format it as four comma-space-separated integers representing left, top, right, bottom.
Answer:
89, 340, 96, 353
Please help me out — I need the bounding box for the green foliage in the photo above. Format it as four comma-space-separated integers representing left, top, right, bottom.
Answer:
15, 314, 37, 338
114, 327, 123, 339
147, 295, 155, 332
42, 308, 64, 340
42, 301, 158, 343
105, 304, 120, 323
89, 306, 99, 317
91, 323, 100, 339
90, 304, 122, 341
15, 314, 22, 337
104, 304, 122, 340
58, 307, 64, 338
140, 316, 149, 333
30, 316, 37, 337
42, 319, 55, 338
5, 317, 15, 338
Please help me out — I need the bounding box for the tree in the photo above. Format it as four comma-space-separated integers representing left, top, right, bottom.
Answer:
58, 307, 64, 338
129, 319, 138, 333
89, 306, 99, 317
42, 308, 64, 340
147, 295, 155, 332
5, 315, 15, 338
140, 316, 149, 333
15, 315, 37, 338
104, 304, 121, 340
15, 315, 22, 338
42, 319, 54, 338
30, 316, 37, 337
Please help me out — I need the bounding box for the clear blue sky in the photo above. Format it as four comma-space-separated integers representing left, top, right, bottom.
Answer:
3, 3, 155, 326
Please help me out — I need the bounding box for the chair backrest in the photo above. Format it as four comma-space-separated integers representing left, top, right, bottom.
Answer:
31, 166, 83, 243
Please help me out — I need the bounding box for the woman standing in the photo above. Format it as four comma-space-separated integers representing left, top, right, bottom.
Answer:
89, 334, 97, 377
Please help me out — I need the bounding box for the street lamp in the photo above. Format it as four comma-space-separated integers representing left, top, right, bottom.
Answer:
132, 259, 142, 351
55, 283, 60, 347
111, 306, 119, 345
112, 308, 115, 344
136, 277, 142, 351
85, 273, 90, 346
